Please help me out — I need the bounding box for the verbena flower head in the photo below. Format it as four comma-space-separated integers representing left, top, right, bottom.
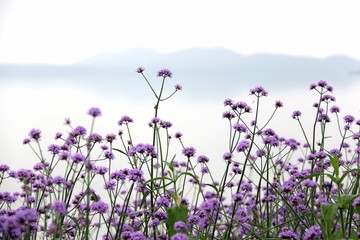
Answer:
223, 152, 233, 161
48, 144, 61, 154
105, 133, 116, 142
233, 123, 247, 133
174, 221, 188, 231
222, 111, 235, 119
51, 200, 67, 215
171, 233, 189, 240
71, 126, 87, 136
182, 147, 196, 157
118, 115, 134, 126
353, 196, 360, 207
330, 105, 340, 113
90, 200, 109, 213
175, 84, 182, 91
344, 115, 355, 124
29, 128, 41, 140
136, 67, 145, 73
292, 110, 302, 119
128, 143, 158, 158
71, 153, 86, 163
197, 155, 209, 163
174, 132, 183, 139
87, 107, 102, 117
304, 225, 322, 240
236, 140, 250, 152
275, 100, 283, 108
250, 86, 268, 97
157, 68, 173, 78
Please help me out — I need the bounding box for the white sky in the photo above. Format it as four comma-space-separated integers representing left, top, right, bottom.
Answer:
1, 0, 360, 64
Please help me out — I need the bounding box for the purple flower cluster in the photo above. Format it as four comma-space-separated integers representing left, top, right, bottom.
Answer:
0, 208, 39, 238
3, 77, 360, 239
157, 68, 173, 78
182, 146, 196, 157
128, 143, 158, 158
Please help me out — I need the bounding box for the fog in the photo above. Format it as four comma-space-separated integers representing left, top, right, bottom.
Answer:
1, 80, 359, 175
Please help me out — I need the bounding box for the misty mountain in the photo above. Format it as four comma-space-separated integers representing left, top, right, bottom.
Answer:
0, 47, 359, 99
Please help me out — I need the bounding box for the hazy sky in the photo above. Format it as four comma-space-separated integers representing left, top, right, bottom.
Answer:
1, 0, 360, 64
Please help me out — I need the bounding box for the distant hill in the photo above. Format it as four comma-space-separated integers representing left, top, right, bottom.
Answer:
0, 47, 359, 99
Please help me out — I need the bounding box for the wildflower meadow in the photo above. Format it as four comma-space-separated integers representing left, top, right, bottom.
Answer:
0, 68, 360, 240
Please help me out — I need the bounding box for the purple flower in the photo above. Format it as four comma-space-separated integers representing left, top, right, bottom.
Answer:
96, 166, 108, 175
250, 86, 268, 96
224, 98, 234, 106
71, 153, 86, 163
54, 132, 63, 139
309, 83, 317, 90
182, 147, 196, 157
118, 115, 134, 126
128, 169, 143, 182
222, 152, 233, 162
48, 144, 60, 154
157, 68, 173, 78
292, 110, 302, 119
329, 105, 340, 113
275, 100, 283, 108
264, 136, 279, 147
136, 67, 145, 73
58, 151, 69, 160
51, 200, 67, 215
353, 196, 360, 207
321, 94, 335, 102
236, 140, 250, 152
344, 115, 355, 124
232, 193, 243, 202
128, 143, 157, 158
89, 133, 103, 142
233, 123, 247, 133
0, 164, 10, 172
174, 132, 183, 139
197, 155, 209, 163
278, 227, 299, 239
90, 200, 109, 213
23, 138, 31, 144
175, 84, 182, 90
285, 138, 299, 150
174, 221, 188, 231
104, 151, 115, 160
153, 210, 168, 221
29, 128, 41, 140
304, 225, 322, 240
222, 111, 236, 119
104, 180, 116, 190
160, 120, 173, 129
317, 80, 328, 87
171, 233, 189, 240
156, 196, 171, 207
87, 107, 102, 117
187, 214, 200, 225
105, 133, 116, 142
130, 232, 146, 240
71, 126, 87, 136
111, 169, 128, 181
302, 179, 317, 188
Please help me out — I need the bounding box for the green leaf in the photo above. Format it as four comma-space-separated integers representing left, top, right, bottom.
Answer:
165, 205, 188, 238
166, 154, 177, 172
338, 194, 358, 209
338, 169, 360, 185
328, 154, 339, 177
112, 148, 127, 155
321, 203, 339, 238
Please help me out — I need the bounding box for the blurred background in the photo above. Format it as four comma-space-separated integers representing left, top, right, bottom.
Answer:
1, 0, 360, 171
